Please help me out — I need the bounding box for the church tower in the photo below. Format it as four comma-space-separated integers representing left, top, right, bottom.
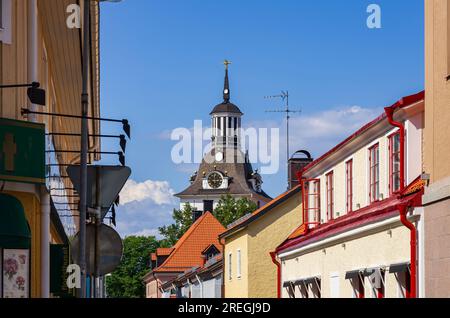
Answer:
175, 61, 272, 217
210, 60, 242, 150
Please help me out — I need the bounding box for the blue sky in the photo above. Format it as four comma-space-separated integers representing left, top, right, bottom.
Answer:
98, 0, 424, 237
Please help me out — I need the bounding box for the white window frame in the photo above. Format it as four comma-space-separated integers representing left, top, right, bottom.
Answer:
228, 252, 232, 281
0, 0, 12, 44
236, 249, 241, 279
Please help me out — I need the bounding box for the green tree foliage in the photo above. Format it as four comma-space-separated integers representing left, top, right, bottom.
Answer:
158, 203, 195, 247
213, 195, 258, 227
105, 236, 159, 298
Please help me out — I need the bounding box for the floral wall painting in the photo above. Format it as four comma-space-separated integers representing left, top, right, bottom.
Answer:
2, 249, 30, 298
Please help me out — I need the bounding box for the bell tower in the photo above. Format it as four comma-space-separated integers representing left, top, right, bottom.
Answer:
175, 61, 272, 214
210, 60, 243, 150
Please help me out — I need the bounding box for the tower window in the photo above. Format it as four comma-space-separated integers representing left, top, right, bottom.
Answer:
223, 118, 227, 137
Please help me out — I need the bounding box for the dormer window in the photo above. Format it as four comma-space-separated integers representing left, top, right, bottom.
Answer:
202, 244, 220, 261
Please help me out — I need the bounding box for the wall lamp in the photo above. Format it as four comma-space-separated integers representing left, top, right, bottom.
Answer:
0, 82, 46, 106
46, 150, 125, 166
21, 108, 131, 138
47, 132, 127, 152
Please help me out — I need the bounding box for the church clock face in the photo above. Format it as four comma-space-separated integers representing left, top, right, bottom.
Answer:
208, 172, 223, 189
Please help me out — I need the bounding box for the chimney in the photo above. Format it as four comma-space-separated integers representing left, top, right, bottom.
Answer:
288, 150, 313, 189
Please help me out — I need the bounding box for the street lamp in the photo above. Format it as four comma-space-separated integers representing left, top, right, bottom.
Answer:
79, 0, 122, 299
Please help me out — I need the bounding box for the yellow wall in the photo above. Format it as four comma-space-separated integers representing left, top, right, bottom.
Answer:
423, 0, 450, 298
224, 192, 302, 298
281, 218, 410, 298
424, 0, 450, 183
4, 190, 42, 298
223, 230, 249, 298
0, 1, 101, 298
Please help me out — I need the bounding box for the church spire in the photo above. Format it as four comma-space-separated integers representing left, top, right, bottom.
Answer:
223, 60, 231, 103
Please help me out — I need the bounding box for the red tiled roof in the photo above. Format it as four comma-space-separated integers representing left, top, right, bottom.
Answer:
276, 179, 424, 254
153, 212, 225, 273
156, 248, 174, 256
300, 91, 424, 175
150, 253, 156, 261
220, 184, 301, 238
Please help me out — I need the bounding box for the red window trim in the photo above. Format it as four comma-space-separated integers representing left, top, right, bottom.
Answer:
346, 159, 353, 213
388, 131, 401, 196
369, 143, 380, 203
326, 171, 334, 221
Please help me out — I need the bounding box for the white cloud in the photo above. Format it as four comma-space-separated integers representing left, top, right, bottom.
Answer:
288, 105, 381, 156
126, 228, 161, 239
245, 105, 381, 171
114, 179, 178, 238
119, 179, 176, 206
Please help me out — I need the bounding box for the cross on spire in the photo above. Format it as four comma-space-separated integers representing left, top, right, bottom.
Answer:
223, 60, 232, 102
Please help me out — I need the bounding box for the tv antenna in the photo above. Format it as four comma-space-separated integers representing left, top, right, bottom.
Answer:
265, 90, 301, 189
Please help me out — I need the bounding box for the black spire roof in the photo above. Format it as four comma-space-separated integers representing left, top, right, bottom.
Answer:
210, 60, 243, 115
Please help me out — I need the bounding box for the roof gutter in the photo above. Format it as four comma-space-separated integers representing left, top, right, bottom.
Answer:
269, 251, 281, 298
384, 106, 417, 298
219, 237, 226, 298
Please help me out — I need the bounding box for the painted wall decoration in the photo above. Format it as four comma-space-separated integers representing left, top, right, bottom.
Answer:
2, 249, 30, 298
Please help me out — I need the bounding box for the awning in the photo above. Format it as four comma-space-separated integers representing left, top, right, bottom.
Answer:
292, 279, 305, 286
364, 267, 385, 277
0, 194, 31, 249
304, 276, 321, 285
345, 269, 363, 280
50, 198, 69, 245
282, 281, 293, 288
389, 262, 410, 274
292, 276, 320, 286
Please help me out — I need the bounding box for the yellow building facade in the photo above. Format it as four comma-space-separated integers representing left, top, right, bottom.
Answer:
0, 1, 100, 298
423, 0, 450, 297
220, 186, 302, 298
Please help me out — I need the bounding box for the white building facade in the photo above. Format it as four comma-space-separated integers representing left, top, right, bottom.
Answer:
275, 92, 425, 298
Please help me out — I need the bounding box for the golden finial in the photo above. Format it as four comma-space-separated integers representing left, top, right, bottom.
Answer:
223, 59, 232, 70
